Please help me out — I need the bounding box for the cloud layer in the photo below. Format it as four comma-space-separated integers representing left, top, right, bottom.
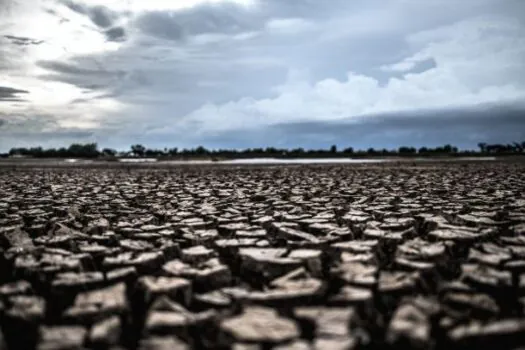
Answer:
1, 0, 524, 150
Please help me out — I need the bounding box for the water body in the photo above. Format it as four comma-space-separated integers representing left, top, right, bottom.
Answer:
154, 157, 496, 165
218, 157, 497, 165
0, 157, 499, 166
117, 158, 158, 163
219, 158, 395, 164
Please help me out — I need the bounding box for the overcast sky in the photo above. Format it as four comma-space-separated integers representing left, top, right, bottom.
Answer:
1, 0, 525, 151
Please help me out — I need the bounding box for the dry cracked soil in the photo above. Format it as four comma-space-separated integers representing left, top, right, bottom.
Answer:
1, 162, 525, 349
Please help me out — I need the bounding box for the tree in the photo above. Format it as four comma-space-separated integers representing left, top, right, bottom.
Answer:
290, 148, 305, 156
131, 144, 146, 157
67, 143, 99, 158
342, 147, 354, 154
102, 148, 117, 156
399, 146, 416, 154
57, 147, 68, 157
330, 145, 337, 153
195, 146, 209, 155
145, 148, 163, 157
478, 143, 487, 153
9, 148, 28, 156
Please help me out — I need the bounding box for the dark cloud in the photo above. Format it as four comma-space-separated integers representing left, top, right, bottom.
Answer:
38, 60, 105, 76
408, 59, 437, 74
0, 86, 28, 102
133, 12, 185, 41
3, 34, 44, 45
0, 98, 24, 102
61, 0, 87, 15
6, 129, 95, 139
134, 4, 261, 41
0, 112, 96, 150
260, 0, 364, 19
105, 26, 126, 42
61, 0, 118, 28
88, 5, 115, 28
37, 60, 126, 91
198, 103, 525, 150
0, 129, 96, 151
2, 0, 525, 151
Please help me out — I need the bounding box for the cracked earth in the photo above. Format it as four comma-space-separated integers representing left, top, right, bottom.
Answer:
1, 162, 525, 349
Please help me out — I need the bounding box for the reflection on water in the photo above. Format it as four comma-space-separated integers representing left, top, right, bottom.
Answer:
219, 158, 393, 164
118, 158, 158, 163
218, 157, 497, 164
0, 157, 499, 165
148, 157, 497, 165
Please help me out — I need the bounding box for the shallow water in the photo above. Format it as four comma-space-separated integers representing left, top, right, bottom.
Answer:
0, 156, 500, 166
218, 158, 395, 164
216, 157, 496, 165
117, 158, 158, 163
113, 156, 497, 165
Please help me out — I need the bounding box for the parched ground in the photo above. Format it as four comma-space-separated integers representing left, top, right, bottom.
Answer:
0, 162, 525, 349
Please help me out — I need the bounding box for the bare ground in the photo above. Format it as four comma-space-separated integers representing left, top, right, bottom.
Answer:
0, 162, 524, 349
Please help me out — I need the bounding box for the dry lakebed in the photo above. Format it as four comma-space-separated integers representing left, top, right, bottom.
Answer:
0, 161, 525, 349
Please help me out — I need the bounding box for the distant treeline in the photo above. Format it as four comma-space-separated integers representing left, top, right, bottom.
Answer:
2, 142, 525, 159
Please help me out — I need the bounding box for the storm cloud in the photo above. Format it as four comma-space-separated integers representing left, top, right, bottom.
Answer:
0, 0, 524, 150
3, 34, 44, 45
0, 86, 29, 102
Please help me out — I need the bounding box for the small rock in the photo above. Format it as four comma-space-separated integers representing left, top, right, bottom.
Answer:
51, 271, 104, 294
162, 258, 231, 292
145, 299, 216, 336
239, 248, 302, 280
89, 316, 121, 347
293, 307, 357, 338
0, 227, 34, 250
103, 251, 164, 274
180, 245, 216, 264
87, 218, 110, 235
119, 239, 154, 252
220, 307, 300, 344
449, 319, 525, 347
138, 336, 188, 350
0, 280, 32, 297
38, 325, 87, 350
288, 249, 323, 277
64, 283, 128, 324
6, 295, 45, 321
313, 337, 357, 350
328, 286, 373, 306
461, 263, 512, 293
332, 262, 378, 288
246, 278, 326, 306
443, 292, 499, 318
386, 303, 431, 348
378, 271, 419, 294
138, 276, 192, 306
106, 266, 138, 285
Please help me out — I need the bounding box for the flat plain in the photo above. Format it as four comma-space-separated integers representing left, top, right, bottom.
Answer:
1, 161, 525, 349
